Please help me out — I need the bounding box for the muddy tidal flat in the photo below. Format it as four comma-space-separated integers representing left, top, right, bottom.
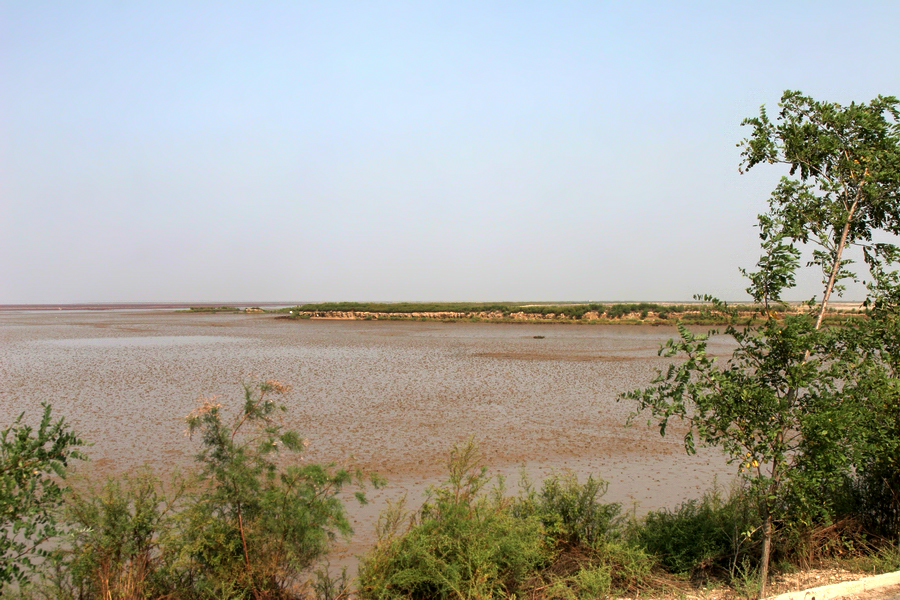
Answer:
0, 310, 739, 568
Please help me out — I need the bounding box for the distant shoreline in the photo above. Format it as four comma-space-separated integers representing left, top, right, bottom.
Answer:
0, 302, 302, 312
0, 301, 865, 314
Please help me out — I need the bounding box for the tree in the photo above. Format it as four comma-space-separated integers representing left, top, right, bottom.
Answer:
742, 91, 900, 547
0, 403, 84, 589
623, 91, 900, 598
740, 90, 900, 326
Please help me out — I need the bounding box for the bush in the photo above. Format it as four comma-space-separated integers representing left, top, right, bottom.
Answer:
359, 444, 657, 599
514, 471, 621, 549
0, 404, 84, 590
60, 469, 184, 599
172, 380, 380, 598
630, 485, 759, 578
358, 440, 550, 599
46, 381, 379, 600
851, 465, 900, 539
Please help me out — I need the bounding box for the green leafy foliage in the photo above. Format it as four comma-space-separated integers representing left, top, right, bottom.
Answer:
514, 471, 621, 550
827, 311, 900, 539
0, 403, 84, 589
630, 485, 760, 577
358, 441, 652, 599
43, 381, 380, 599
175, 380, 380, 598
60, 469, 184, 599
740, 91, 900, 324
624, 90, 900, 597
358, 440, 550, 599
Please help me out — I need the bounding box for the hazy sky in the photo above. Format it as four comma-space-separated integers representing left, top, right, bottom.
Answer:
3, 2, 899, 304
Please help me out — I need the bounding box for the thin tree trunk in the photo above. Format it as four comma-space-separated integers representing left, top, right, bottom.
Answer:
757, 196, 861, 599
759, 512, 773, 599
238, 508, 251, 569
814, 199, 859, 331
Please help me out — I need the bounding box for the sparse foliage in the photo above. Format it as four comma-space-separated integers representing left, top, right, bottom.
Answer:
46, 381, 381, 599
177, 380, 381, 598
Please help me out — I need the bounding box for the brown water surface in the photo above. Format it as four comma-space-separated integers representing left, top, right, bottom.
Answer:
0, 311, 739, 571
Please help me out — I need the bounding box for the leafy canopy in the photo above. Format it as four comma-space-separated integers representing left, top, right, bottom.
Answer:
623, 90, 900, 597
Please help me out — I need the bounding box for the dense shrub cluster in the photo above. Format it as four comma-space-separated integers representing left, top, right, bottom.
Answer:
357, 445, 550, 598
358, 441, 653, 600
631, 486, 760, 578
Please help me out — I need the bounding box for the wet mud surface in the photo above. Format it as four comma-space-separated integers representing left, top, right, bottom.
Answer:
0, 311, 739, 572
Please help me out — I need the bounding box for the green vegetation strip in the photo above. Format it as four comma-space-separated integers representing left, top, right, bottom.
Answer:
271, 301, 860, 326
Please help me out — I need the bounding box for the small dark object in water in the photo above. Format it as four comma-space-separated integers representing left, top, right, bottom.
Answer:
533, 335, 545, 339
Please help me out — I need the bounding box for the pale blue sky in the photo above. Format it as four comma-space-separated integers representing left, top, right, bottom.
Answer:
2, 2, 898, 303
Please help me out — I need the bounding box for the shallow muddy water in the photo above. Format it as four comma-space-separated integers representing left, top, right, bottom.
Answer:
0, 311, 740, 571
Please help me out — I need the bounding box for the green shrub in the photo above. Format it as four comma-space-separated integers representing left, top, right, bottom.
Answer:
360, 505, 547, 599
630, 485, 759, 578
60, 469, 184, 599
0, 404, 84, 590
514, 471, 621, 549
851, 466, 900, 539
34, 381, 379, 599
173, 380, 380, 598
572, 564, 611, 596
359, 446, 658, 599
529, 537, 654, 598
358, 440, 550, 599
596, 540, 655, 591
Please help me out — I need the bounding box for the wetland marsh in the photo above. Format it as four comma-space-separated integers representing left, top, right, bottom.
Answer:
0, 310, 737, 568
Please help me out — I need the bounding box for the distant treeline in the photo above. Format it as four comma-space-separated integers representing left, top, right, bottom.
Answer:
185, 306, 244, 313
180, 302, 863, 324
278, 301, 839, 321
284, 301, 688, 318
